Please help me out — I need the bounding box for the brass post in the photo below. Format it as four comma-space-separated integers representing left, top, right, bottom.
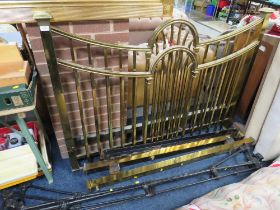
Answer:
162, 0, 174, 16
34, 11, 80, 171
259, 8, 275, 33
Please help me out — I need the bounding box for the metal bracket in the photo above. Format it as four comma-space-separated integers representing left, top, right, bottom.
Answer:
143, 184, 155, 197
109, 162, 121, 175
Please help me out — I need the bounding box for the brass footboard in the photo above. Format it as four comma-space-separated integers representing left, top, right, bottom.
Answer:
35, 13, 263, 186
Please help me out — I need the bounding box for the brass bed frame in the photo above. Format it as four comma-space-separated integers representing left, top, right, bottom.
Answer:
35, 12, 264, 189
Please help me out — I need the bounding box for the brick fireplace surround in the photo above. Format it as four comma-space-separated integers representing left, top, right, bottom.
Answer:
26, 20, 129, 158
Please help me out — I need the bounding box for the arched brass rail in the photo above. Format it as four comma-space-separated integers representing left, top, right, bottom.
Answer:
148, 18, 199, 50
197, 41, 259, 70
198, 18, 263, 46
57, 58, 152, 78
51, 26, 151, 52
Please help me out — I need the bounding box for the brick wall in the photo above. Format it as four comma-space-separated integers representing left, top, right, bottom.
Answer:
26, 20, 129, 158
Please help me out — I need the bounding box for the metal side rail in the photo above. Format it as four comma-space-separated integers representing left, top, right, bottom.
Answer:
86, 138, 254, 189
1, 139, 262, 210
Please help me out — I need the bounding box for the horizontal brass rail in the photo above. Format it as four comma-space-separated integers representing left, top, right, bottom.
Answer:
87, 137, 254, 190
198, 18, 263, 46
57, 59, 153, 78
83, 135, 233, 172
197, 41, 259, 70
51, 26, 151, 52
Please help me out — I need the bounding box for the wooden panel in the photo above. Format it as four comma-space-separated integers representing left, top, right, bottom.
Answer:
0, 0, 166, 24
237, 41, 273, 119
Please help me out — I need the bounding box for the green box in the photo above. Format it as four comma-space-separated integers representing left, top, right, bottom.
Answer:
0, 70, 37, 111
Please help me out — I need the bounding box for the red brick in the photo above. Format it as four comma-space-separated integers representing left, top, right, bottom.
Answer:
95, 56, 121, 68
52, 36, 71, 49
36, 63, 50, 76
87, 124, 97, 133
52, 22, 71, 32
52, 122, 63, 133
55, 49, 72, 60
40, 85, 54, 98
47, 104, 58, 115
95, 32, 128, 44
75, 46, 104, 60
55, 131, 64, 140
72, 20, 110, 34
33, 50, 47, 64
46, 96, 56, 105
113, 20, 129, 32
29, 37, 44, 51
26, 23, 40, 38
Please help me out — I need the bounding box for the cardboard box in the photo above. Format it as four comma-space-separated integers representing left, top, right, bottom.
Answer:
0, 43, 31, 88
0, 61, 31, 88
0, 43, 24, 73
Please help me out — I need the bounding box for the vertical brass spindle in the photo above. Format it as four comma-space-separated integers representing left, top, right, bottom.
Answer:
172, 51, 185, 137
119, 49, 125, 147
160, 51, 173, 138
150, 63, 160, 141
132, 51, 137, 145
166, 51, 174, 139
87, 43, 102, 155
218, 60, 232, 101
142, 52, 151, 143
161, 31, 167, 49
207, 63, 227, 130
155, 37, 159, 55
155, 58, 166, 140
174, 53, 192, 136
104, 48, 113, 148
202, 45, 209, 64
200, 66, 216, 129
120, 77, 125, 147
215, 59, 232, 126
177, 23, 183, 44
244, 29, 252, 47
212, 61, 229, 129
182, 31, 190, 45
213, 42, 220, 60
187, 40, 193, 49
222, 39, 230, 57
196, 68, 208, 132
204, 66, 219, 128
218, 57, 240, 122
143, 78, 152, 144
181, 65, 195, 136
224, 52, 249, 119
70, 39, 90, 158
190, 64, 207, 132
167, 51, 179, 137
170, 24, 174, 45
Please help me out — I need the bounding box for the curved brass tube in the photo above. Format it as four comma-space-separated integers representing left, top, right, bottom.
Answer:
198, 18, 263, 46
51, 26, 151, 52
57, 58, 152, 78
197, 41, 259, 71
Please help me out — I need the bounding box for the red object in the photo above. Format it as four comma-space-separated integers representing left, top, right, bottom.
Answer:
270, 163, 280, 168
218, 0, 230, 8
0, 137, 7, 151
268, 24, 280, 36
0, 121, 39, 142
